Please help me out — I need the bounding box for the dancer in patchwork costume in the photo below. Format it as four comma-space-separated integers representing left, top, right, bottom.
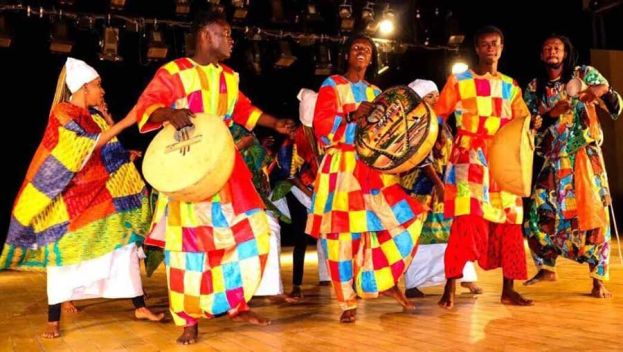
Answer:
306, 35, 426, 323
135, 11, 293, 344
523, 34, 622, 298
435, 26, 539, 309
0, 57, 162, 339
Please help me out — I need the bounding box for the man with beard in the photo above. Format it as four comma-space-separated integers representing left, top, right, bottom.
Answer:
523, 34, 622, 298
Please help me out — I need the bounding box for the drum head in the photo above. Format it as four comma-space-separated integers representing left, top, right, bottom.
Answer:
142, 113, 235, 202
355, 86, 438, 174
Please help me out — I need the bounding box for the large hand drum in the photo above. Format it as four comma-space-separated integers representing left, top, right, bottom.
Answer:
142, 113, 235, 202
489, 115, 535, 197
355, 86, 438, 174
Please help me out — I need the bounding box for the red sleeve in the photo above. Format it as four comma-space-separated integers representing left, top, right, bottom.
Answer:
313, 79, 344, 147
135, 66, 185, 133
434, 74, 459, 121
232, 90, 263, 131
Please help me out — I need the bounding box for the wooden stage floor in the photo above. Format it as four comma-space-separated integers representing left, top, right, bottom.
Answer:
1, 244, 623, 352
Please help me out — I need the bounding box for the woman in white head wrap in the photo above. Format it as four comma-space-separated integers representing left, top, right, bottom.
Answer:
0, 58, 163, 339
400, 79, 482, 298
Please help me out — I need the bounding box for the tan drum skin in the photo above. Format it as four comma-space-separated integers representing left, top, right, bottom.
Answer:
489, 114, 535, 197
142, 113, 235, 202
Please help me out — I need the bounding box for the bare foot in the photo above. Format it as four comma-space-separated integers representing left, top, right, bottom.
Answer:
461, 282, 483, 294
289, 285, 303, 299
501, 289, 534, 306
523, 269, 556, 286
339, 309, 357, 323
176, 325, 198, 345
62, 301, 79, 313
230, 310, 271, 326
381, 285, 416, 312
135, 307, 165, 322
266, 294, 299, 304
438, 279, 456, 310
405, 287, 425, 298
41, 321, 60, 339
318, 280, 331, 286
591, 279, 613, 298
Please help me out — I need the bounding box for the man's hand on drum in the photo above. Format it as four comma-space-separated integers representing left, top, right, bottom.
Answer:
168, 109, 195, 130
351, 101, 374, 123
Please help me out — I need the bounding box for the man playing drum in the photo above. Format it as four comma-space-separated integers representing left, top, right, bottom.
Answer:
434, 26, 541, 309
134, 10, 294, 345
307, 35, 427, 323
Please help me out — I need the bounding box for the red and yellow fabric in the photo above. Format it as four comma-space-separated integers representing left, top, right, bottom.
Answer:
135, 58, 270, 325
434, 70, 530, 225
1, 102, 150, 270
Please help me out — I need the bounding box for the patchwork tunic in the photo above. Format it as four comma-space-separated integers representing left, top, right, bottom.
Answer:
524, 66, 615, 280
136, 58, 270, 325
401, 123, 478, 288
435, 70, 530, 280
306, 75, 425, 310
1, 102, 150, 304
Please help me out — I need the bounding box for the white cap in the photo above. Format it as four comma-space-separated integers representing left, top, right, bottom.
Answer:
408, 79, 438, 98
297, 88, 317, 127
65, 57, 99, 94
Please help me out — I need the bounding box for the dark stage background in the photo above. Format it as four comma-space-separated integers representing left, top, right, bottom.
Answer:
1, 0, 621, 246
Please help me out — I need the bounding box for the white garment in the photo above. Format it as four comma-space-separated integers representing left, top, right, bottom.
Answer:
254, 212, 284, 296
47, 243, 143, 305
65, 57, 99, 93
404, 243, 477, 289
297, 88, 318, 127
407, 79, 438, 99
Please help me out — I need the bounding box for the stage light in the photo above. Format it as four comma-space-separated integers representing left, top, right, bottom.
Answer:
378, 8, 395, 36
451, 61, 468, 74
232, 0, 249, 21
448, 34, 465, 47
57, 0, 75, 7
50, 21, 73, 54
147, 29, 168, 61
361, 1, 375, 22
109, 0, 126, 11
274, 40, 296, 68
306, 1, 322, 21
0, 15, 13, 48
314, 44, 333, 76
175, 0, 191, 16
338, 1, 354, 31
99, 27, 122, 62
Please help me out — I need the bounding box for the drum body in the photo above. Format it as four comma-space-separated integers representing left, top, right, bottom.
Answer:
489, 115, 534, 197
142, 113, 235, 202
355, 86, 438, 174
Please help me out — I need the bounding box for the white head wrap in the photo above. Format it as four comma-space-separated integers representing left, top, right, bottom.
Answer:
408, 79, 438, 98
297, 88, 318, 127
65, 57, 99, 94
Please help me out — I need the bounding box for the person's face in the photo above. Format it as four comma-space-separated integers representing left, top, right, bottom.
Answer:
201, 21, 234, 60
475, 33, 503, 65
83, 78, 105, 107
422, 91, 439, 106
347, 39, 373, 72
540, 38, 566, 68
